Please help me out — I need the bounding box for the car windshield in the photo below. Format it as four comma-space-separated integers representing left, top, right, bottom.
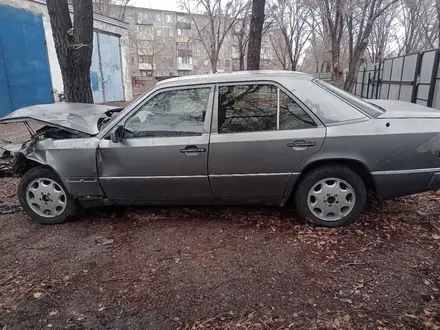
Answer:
314, 80, 385, 117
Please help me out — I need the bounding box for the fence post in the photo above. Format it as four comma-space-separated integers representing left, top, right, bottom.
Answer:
354, 73, 358, 95
366, 72, 371, 98
411, 52, 423, 104
375, 61, 382, 99
371, 65, 376, 99
360, 67, 366, 98
427, 50, 440, 108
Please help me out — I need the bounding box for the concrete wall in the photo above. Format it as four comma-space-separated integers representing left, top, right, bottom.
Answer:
0, 0, 132, 102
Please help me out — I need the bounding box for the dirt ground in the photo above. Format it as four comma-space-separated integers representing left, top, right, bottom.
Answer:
0, 175, 439, 330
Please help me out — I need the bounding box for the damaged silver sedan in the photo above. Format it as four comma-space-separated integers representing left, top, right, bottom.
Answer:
2, 71, 440, 227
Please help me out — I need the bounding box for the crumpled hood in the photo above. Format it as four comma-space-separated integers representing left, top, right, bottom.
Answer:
369, 99, 440, 119
0, 103, 118, 135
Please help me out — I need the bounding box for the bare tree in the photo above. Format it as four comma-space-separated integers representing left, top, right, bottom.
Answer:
344, 0, 398, 91
266, 28, 290, 69
47, 0, 94, 103
269, 0, 311, 71
396, 0, 426, 54
300, 12, 332, 73
366, 5, 396, 62
93, 0, 133, 20
308, 0, 345, 86
135, 37, 169, 79
247, 0, 266, 69
233, 8, 251, 70
179, 0, 250, 73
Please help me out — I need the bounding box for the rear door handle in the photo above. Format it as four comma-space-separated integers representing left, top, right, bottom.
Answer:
180, 145, 206, 154
287, 140, 316, 150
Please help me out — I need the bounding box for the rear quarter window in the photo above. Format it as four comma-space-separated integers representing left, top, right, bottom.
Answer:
289, 80, 366, 124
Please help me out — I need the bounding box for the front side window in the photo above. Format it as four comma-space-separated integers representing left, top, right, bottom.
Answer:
125, 88, 210, 138
218, 84, 316, 134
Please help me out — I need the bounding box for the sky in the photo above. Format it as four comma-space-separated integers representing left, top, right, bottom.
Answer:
132, 0, 181, 12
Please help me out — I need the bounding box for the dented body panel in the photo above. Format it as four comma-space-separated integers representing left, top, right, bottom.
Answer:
1, 71, 440, 206
0, 103, 119, 135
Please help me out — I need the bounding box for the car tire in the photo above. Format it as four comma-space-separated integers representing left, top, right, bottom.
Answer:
294, 165, 367, 227
18, 166, 77, 225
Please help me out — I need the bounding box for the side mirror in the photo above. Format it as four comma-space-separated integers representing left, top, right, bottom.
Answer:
110, 125, 125, 143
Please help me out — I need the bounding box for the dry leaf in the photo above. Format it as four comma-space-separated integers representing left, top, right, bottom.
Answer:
33, 292, 43, 299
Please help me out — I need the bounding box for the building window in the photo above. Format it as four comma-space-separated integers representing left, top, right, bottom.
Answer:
225, 59, 231, 67
166, 14, 174, 23
177, 42, 191, 50
168, 29, 174, 37
136, 25, 154, 40
178, 70, 190, 76
130, 41, 135, 48
131, 56, 136, 63
154, 12, 162, 21
178, 56, 192, 64
136, 25, 152, 33
156, 28, 162, 36
217, 84, 316, 134
139, 70, 153, 77
177, 29, 191, 37
138, 55, 153, 64
169, 58, 175, 66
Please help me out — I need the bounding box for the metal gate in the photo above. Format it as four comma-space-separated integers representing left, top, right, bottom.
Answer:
0, 5, 53, 116
354, 62, 382, 98
356, 49, 440, 111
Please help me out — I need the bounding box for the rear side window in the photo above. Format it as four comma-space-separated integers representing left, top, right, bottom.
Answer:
288, 80, 366, 124
217, 84, 316, 134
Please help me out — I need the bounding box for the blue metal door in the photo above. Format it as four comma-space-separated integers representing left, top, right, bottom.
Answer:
90, 31, 124, 103
0, 5, 53, 116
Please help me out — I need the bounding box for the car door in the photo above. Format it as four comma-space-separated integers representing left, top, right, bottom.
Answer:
208, 82, 326, 202
97, 85, 214, 202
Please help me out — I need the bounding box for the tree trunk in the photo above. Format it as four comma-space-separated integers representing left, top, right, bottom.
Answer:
47, 0, 94, 103
238, 35, 246, 71
211, 55, 218, 73
239, 52, 245, 71
332, 50, 344, 87
343, 45, 366, 92
291, 60, 297, 71
343, 61, 358, 93
247, 0, 265, 70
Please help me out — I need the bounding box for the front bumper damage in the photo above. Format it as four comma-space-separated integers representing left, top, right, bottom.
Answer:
0, 124, 88, 177
0, 141, 26, 176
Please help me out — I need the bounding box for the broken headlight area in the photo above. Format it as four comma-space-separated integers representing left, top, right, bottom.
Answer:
0, 125, 88, 177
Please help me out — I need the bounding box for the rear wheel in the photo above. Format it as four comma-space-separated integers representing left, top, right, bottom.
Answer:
18, 166, 77, 224
294, 165, 367, 227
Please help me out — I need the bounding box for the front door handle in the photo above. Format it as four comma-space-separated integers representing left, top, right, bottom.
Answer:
180, 145, 206, 154
287, 140, 316, 150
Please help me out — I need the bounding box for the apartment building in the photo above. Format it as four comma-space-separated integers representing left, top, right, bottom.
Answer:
108, 5, 280, 80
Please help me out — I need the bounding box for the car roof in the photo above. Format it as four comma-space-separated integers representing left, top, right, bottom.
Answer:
155, 70, 315, 88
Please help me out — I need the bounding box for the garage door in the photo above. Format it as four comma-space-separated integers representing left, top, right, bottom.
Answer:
0, 5, 53, 117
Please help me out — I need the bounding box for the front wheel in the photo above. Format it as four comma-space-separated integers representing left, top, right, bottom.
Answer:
18, 166, 77, 224
294, 165, 367, 227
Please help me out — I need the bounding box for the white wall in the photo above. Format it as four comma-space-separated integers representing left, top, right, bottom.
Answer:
0, 0, 133, 102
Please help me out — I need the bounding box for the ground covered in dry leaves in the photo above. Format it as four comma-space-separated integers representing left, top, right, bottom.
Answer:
0, 177, 439, 330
